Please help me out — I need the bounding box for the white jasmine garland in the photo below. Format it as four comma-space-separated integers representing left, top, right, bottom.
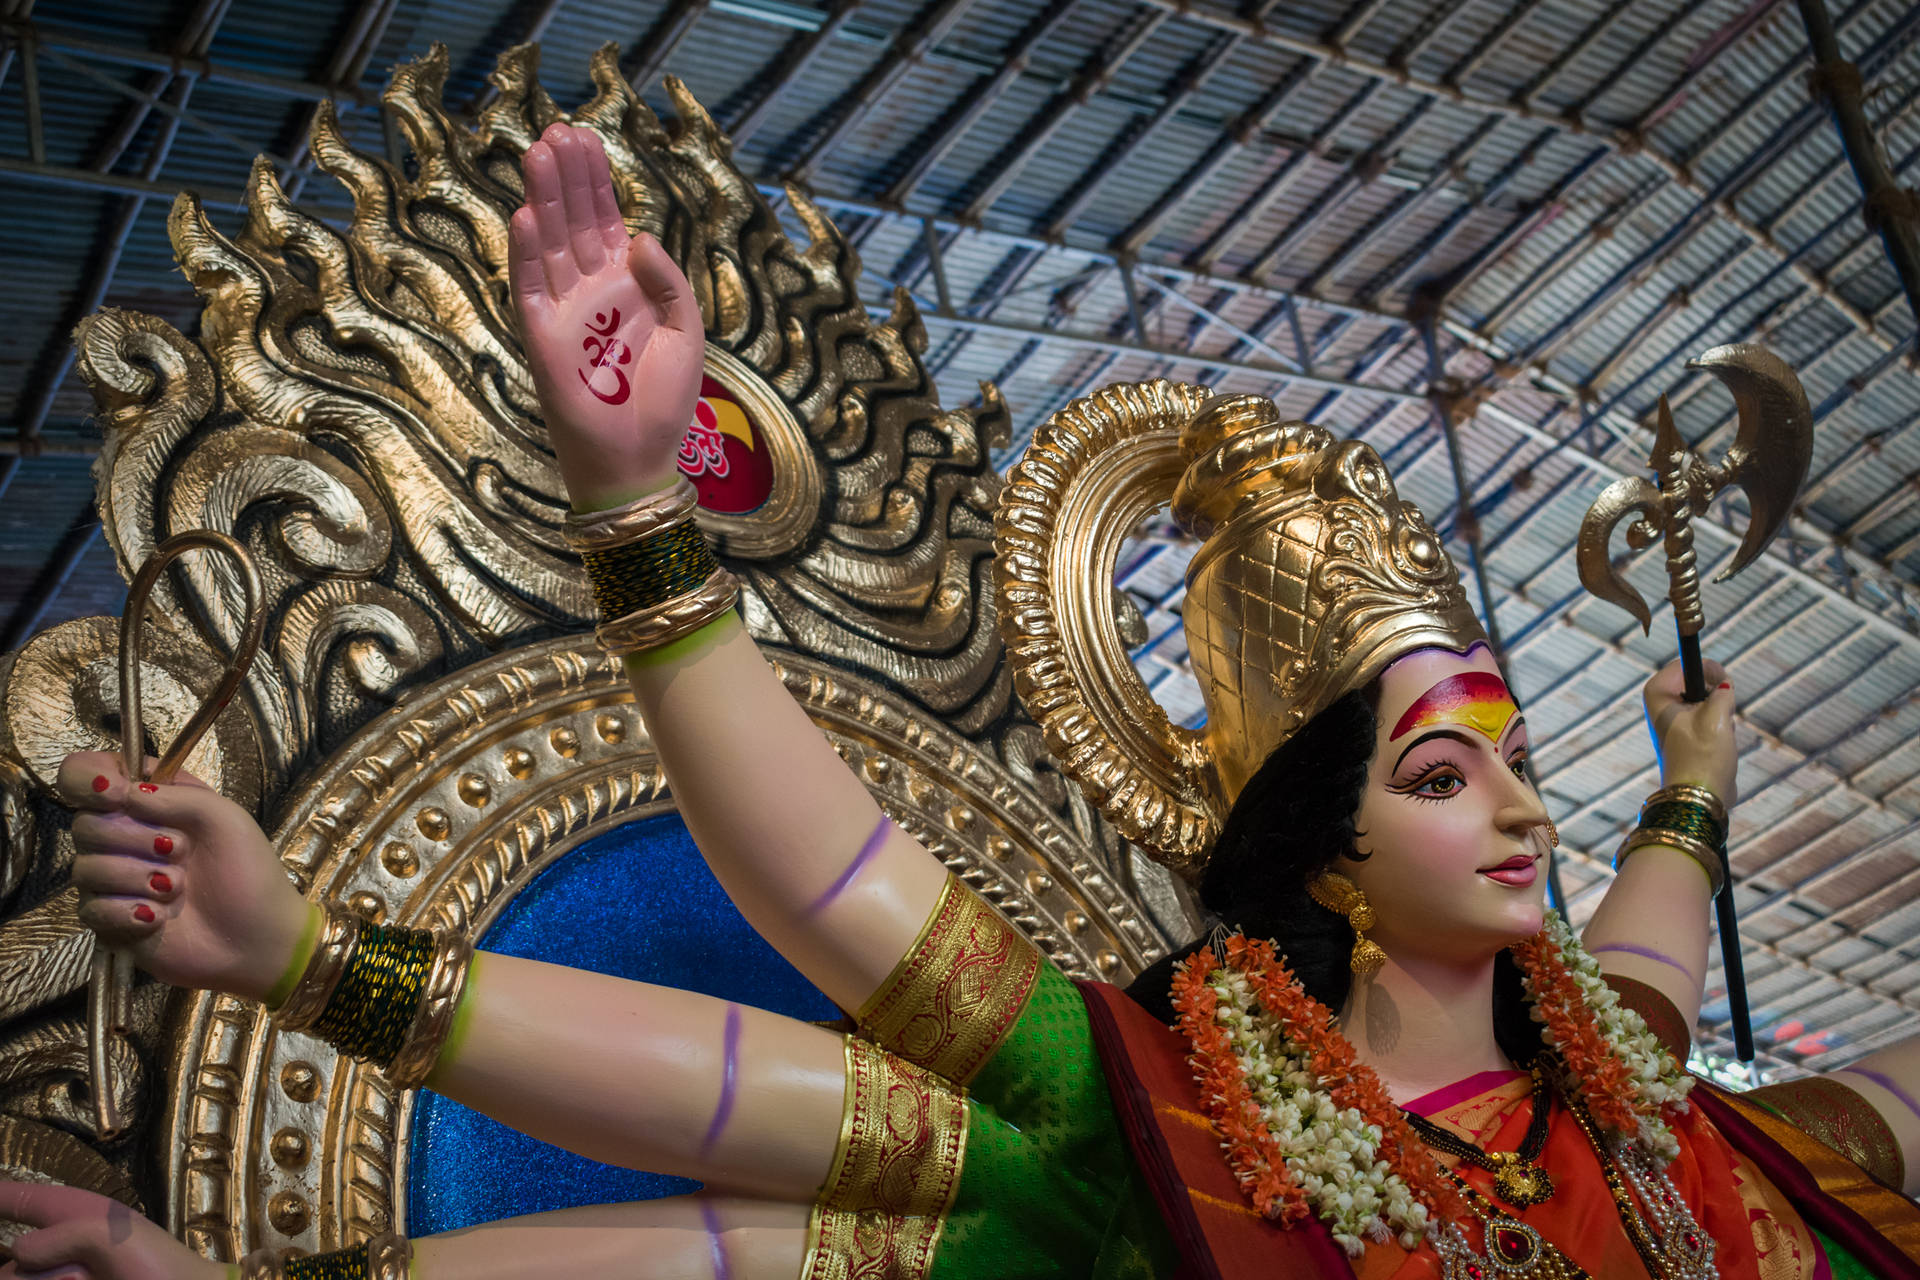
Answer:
1207, 972, 1434, 1254
1525, 910, 1693, 1167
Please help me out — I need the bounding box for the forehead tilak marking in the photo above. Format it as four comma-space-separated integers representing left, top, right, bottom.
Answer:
1388, 671, 1518, 743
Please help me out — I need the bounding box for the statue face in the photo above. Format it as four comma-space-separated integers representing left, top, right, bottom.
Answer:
1346, 644, 1550, 967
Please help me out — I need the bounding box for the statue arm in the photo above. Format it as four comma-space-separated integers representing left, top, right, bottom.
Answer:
1830, 1039, 1920, 1196
509, 123, 950, 1014
1580, 846, 1712, 1032
422, 950, 845, 1199
405, 1196, 811, 1280
620, 616, 950, 1012
1579, 657, 1738, 1034
0, 1182, 813, 1280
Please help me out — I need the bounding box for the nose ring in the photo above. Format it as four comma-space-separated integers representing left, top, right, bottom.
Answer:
1546, 817, 1560, 849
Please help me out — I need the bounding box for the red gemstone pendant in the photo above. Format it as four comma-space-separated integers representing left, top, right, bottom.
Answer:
1492, 1224, 1537, 1265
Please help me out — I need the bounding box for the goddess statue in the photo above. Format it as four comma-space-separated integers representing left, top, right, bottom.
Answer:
2, 123, 1917, 1280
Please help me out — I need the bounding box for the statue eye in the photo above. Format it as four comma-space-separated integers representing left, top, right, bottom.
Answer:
1412, 772, 1462, 799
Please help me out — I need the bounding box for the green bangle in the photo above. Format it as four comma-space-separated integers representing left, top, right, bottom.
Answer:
1638, 799, 1727, 851
579, 519, 719, 619
285, 1250, 370, 1280
309, 920, 436, 1069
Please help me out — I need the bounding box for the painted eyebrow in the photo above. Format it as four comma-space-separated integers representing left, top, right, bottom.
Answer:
1392, 728, 1475, 775
1501, 714, 1530, 748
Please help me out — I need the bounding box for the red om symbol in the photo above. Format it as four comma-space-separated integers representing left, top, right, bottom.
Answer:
577, 308, 631, 405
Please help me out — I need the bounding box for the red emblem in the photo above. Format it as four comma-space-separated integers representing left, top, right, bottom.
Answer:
678, 375, 774, 514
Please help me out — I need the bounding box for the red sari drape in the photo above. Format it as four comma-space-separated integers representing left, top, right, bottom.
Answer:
1076, 981, 1920, 1280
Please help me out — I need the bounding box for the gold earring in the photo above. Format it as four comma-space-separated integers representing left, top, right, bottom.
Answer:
1307, 871, 1387, 976
1547, 818, 1560, 848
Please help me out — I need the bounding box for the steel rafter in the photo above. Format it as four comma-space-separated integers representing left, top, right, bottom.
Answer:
881, 0, 1078, 209
779, 0, 984, 182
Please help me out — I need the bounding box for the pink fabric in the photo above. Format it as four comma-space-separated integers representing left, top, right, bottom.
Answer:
1402, 1068, 1526, 1118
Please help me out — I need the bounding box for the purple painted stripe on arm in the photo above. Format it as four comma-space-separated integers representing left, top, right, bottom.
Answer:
1841, 1066, 1920, 1128
701, 1200, 733, 1280
805, 816, 891, 917
698, 1004, 743, 1158
1589, 941, 1698, 987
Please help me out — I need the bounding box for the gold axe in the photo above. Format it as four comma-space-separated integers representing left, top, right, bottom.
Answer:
1575, 343, 1813, 1065
89, 530, 264, 1139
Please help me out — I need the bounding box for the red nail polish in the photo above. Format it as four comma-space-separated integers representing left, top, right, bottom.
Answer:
133, 904, 155, 923
1718, 682, 1731, 690
153, 835, 174, 856
138, 782, 158, 794
92, 775, 109, 793
150, 872, 171, 893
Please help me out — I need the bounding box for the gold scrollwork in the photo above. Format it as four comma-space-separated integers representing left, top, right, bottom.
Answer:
0, 48, 1190, 1240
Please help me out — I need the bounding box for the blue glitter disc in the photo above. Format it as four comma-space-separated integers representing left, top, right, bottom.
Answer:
406, 811, 840, 1233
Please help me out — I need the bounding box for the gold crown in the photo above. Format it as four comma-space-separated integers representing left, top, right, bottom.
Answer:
994, 381, 1483, 877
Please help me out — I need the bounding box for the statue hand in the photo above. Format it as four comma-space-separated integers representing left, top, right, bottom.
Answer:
56, 752, 317, 1004
511, 123, 705, 512
1642, 658, 1738, 806
0, 1182, 223, 1280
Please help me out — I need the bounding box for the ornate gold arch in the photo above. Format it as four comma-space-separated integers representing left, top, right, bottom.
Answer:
0, 42, 1194, 1259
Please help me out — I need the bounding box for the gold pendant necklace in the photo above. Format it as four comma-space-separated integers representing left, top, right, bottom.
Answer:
1427, 1071, 1719, 1280
1404, 1068, 1556, 1208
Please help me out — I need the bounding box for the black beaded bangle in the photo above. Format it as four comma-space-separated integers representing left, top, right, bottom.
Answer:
285, 1249, 368, 1280
1639, 799, 1727, 852
309, 920, 436, 1069
579, 520, 718, 620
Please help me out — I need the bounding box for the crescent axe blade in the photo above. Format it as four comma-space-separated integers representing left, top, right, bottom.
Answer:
1684, 344, 1813, 584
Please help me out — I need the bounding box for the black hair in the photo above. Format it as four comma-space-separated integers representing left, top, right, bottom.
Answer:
1126, 686, 1544, 1068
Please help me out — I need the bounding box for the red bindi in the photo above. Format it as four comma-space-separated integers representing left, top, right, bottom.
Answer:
92, 775, 109, 793
154, 835, 174, 856
149, 872, 171, 893
133, 904, 155, 923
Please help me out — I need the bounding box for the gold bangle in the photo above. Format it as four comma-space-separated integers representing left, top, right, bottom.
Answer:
562, 476, 699, 551
385, 930, 475, 1090
366, 1230, 413, 1280
273, 904, 362, 1034
594, 566, 741, 655
1644, 783, 1727, 827
1616, 826, 1726, 895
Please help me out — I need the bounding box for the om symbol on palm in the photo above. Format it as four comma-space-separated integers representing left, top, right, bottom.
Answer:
577, 308, 632, 405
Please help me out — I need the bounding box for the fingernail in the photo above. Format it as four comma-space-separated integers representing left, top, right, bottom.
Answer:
1718, 682, 1731, 690
138, 782, 158, 794
133, 904, 155, 923
153, 835, 174, 856
149, 872, 171, 893
92, 775, 110, 793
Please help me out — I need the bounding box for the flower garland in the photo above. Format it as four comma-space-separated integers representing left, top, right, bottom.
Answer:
1512, 910, 1693, 1165
1171, 911, 1693, 1257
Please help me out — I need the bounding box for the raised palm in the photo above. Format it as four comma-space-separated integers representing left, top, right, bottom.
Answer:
510, 123, 706, 512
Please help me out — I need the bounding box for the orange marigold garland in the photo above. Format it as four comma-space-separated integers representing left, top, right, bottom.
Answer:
1171, 910, 1691, 1258
1512, 910, 1691, 1163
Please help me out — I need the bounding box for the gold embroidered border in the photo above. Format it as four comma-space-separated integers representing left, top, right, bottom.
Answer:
817, 1037, 968, 1216
800, 1207, 947, 1280
800, 1038, 967, 1280
1716, 1086, 1920, 1259
856, 876, 1042, 1085
1751, 1076, 1907, 1193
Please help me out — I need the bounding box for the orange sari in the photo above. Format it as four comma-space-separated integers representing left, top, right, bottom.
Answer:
1349, 1069, 1826, 1280
1077, 981, 1920, 1280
